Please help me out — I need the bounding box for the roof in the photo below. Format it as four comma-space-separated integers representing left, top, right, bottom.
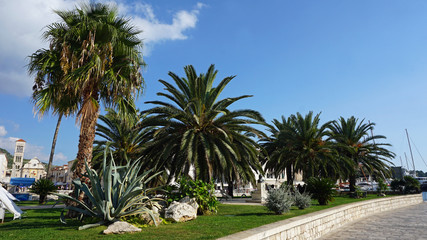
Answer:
16, 139, 26, 142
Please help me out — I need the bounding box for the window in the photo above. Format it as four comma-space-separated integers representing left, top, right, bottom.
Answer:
15, 156, 22, 162
16, 146, 24, 153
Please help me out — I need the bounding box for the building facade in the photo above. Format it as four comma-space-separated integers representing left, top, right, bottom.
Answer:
0, 153, 7, 181
21, 157, 46, 180
11, 139, 25, 178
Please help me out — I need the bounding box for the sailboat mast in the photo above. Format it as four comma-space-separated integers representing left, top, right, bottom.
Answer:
405, 129, 416, 177
404, 152, 410, 172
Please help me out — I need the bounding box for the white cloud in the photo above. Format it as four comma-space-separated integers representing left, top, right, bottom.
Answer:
53, 152, 68, 164
0, 1, 204, 97
0, 126, 6, 137
130, 3, 204, 55
0, 136, 48, 162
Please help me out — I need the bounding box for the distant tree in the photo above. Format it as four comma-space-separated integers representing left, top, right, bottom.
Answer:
262, 112, 342, 184
328, 117, 395, 192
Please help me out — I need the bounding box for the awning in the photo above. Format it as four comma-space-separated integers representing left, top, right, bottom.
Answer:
10, 178, 35, 187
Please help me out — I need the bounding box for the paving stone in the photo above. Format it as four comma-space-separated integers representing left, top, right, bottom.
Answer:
318, 202, 427, 240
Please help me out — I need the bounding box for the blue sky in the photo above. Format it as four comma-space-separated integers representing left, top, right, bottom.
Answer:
1, 0, 427, 172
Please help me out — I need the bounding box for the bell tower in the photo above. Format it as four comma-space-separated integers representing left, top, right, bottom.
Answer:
11, 139, 26, 178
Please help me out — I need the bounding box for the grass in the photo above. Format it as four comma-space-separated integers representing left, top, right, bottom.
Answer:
0, 194, 391, 240
16, 200, 61, 206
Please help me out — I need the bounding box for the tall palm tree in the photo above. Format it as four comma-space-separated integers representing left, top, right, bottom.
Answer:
262, 112, 340, 185
37, 3, 144, 185
28, 48, 79, 178
328, 117, 395, 192
142, 65, 266, 187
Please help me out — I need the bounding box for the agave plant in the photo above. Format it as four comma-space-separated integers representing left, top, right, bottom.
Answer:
56, 152, 161, 229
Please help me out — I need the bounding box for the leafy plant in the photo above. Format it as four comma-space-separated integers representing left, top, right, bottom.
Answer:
294, 191, 311, 209
377, 178, 388, 195
403, 176, 420, 194
56, 152, 162, 229
166, 178, 218, 215
264, 187, 294, 214
353, 186, 365, 198
306, 177, 336, 205
390, 179, 403, 192
30, 178, 57, 204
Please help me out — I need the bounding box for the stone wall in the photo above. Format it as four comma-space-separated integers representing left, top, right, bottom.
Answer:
219, 194, 422, 240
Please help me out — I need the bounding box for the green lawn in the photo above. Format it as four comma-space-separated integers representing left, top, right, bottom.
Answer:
0, 194, 390, 240
16, 200, 61, 206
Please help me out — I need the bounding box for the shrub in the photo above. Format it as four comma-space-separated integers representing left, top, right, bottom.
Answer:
377, 178, 388, 195
390, 179, 403, 192
30, 178, 57, 204
294, 191, 311, 209
166, 178, 218, 215
56, 153, 161, 229
403, 176, 420, 194
306, 177, 336, 205
264, 188, 294, 214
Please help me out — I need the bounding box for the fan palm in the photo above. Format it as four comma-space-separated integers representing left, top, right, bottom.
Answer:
28, 48, 79, 178
328, 117, 395, 192
262, 112, 340, 184
142, 65, 266, 186
37, 3, 144, 186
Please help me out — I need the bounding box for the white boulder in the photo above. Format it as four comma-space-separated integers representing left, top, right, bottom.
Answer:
165, 198, 198, 222
103, 221, 141, 235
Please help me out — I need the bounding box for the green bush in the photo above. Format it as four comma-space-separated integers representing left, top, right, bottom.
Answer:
377, 178, 388, 195
294, 191, 311, 209
166, 178, 218, 215
306, 177, 336, 205
390, 179, 403, 192
30, 178, 57, 204
403, 176, 420, 194
264, 187, 294, 214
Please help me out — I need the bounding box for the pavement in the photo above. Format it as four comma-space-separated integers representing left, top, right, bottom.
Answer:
319, 202, 427, 240
219, 198, 263, 206
20, 204, 65, 210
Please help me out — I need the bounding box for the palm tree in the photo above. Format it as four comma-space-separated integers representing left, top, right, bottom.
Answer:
328, 117, 395, 192
37, 3, 144, 185
262, 112, 339, 185
92, 108, 153, 170
28, 48, 79, 179
142, 65, 266, 187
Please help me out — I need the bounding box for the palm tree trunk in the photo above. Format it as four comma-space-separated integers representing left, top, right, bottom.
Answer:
74, 109, 100, 201
286, 167, 293, 185
46, 113, 63, 180
227, 181, 234, 198
349, 174, 357, 192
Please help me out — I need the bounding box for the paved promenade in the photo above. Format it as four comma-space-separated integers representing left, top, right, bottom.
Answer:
319, 202, 427, 240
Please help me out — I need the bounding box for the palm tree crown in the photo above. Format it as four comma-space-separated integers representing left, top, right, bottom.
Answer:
328, 116, 395, 191
143, 65, 266, 184
262, 112, 339, 184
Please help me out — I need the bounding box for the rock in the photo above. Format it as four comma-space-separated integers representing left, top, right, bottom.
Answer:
103, 221, 141, 235
140, 212, 162, 226
179, 196, 199, 211
165, 200, 197, 223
